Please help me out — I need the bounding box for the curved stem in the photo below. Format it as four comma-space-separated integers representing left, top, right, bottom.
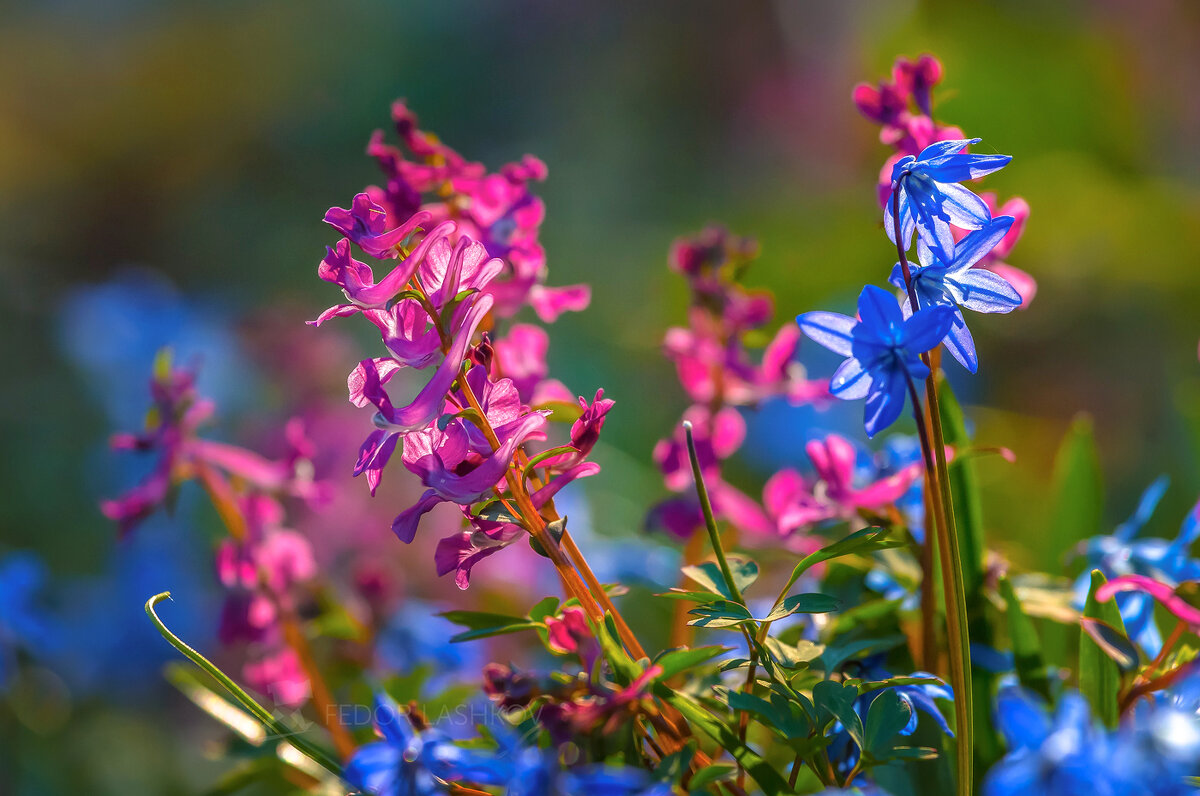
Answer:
145, 592, 345, 779
682, 421, 744, 604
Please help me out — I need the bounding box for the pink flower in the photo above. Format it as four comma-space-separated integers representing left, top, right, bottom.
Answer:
957, 192, 1036, 308
545, 606, 601, 670
653, 405, 745, 492
491, 324, 573, 406
243, 647, 310, 708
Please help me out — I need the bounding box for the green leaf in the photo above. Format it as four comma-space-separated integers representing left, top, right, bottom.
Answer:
438, 610, 539, 643
656, 689, 789, 796
655, 589, 728, 604
527, 596, 560, 623
687, 600, 753, 629
864, 689, 913, 759
763, 592, 841, 621
817, 634, 907, 676
688, 763, 736, 789
725, 690, 809, 739
473, 500, 523, 526
938, 380, 987, 600
813, 680, 863, 748
652, 741, 695, 783
681, 557, 758, 600
777, 527, 905, 598
1045, 414, 1103, 564
763, 636, 824, 669
1081, 569, 1127, 728
999, 576, 1052, 701
652, 646, 728, 680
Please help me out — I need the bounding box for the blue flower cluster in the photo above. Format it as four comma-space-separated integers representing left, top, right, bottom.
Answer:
346, 692, 673, 796
798, 139, 1017, 436
985, 684, 1200, 796
1074, 477, 1200, 656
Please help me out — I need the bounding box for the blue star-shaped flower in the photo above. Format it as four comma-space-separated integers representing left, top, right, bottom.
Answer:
798, 284, 957, 438
888, 216, 1022, 373
884, 138, 1012, 262
1073, 478, 1200, 657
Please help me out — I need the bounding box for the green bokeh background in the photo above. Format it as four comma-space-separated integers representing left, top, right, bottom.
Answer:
2, 0, 1200, 792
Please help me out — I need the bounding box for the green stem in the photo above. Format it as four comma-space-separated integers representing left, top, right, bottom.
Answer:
893, 179, 972, 796
145, 592, 345, 779
682, 420, 744, 604
924, 371, 974, 795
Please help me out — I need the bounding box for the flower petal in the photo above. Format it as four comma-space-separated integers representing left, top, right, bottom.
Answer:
796, 311, 857, 357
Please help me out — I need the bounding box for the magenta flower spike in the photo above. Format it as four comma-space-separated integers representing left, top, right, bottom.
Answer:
323, 193, 428, 260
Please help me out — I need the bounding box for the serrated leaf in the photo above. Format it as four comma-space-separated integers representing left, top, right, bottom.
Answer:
1081, 569, 1127, 727
763, 593, 841, 621
681, 557, 759, 600
652, 646, 728, 680
864, 689, 913, 758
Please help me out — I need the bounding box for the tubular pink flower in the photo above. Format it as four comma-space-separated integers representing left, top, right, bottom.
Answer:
323, 194, 429, 260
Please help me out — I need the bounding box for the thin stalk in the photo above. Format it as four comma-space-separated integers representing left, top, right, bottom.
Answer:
278, 606, 357, 759
145, 592, 345, 779
892, 179, 972, 796
681, 420, 744, 604
919, 483, 938, 670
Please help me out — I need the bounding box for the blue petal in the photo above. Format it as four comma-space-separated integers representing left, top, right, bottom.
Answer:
947, 216, 1015, 272
934, 182, 992, 230
917, 138, 980, 161
949, 268, 1022, 313
863, 365, 907, 438
1114, 476, 1169, 542
797, 311, 857, 357
942, 310, 979, 373
921, 152, 1012, 183
902, 304, 957, 354
916, 234, 940, 268
857, 284, 905, 338
994, 686, 1051, 751
888, 262, 907, 291
830, 356, 873, 400
374, 691, 416, 747
909, 189, 958, 263
346, 741, 402, 794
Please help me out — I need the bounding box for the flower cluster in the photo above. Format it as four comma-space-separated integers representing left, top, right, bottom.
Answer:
104, 356, 327, 705
311, 106, 614, 591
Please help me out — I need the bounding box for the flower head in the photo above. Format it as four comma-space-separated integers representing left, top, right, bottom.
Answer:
885, 139, 1012, 263
798, 284, 957, 437
889, 216, 1021, 372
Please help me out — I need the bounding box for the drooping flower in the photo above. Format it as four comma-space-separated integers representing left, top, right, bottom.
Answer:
885, 138, 1012, 262
889, 215, 1022, 372
798, 284, 957, 437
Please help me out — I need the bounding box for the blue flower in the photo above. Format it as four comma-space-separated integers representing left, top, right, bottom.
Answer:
985, 688, 1111, 796
0, 552, 60, 690
346, 692, 511, 796
884, 139, 1011, 263
888, 217, 1022, 373
798, 284, 957, 437
987, 685, 1200, 796
505, 746, 672, 796
1073, 478, 1200, 656
827, 658, 954, 775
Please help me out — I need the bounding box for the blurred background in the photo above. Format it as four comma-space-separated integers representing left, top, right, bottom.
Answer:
2, 0, 1200, 792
